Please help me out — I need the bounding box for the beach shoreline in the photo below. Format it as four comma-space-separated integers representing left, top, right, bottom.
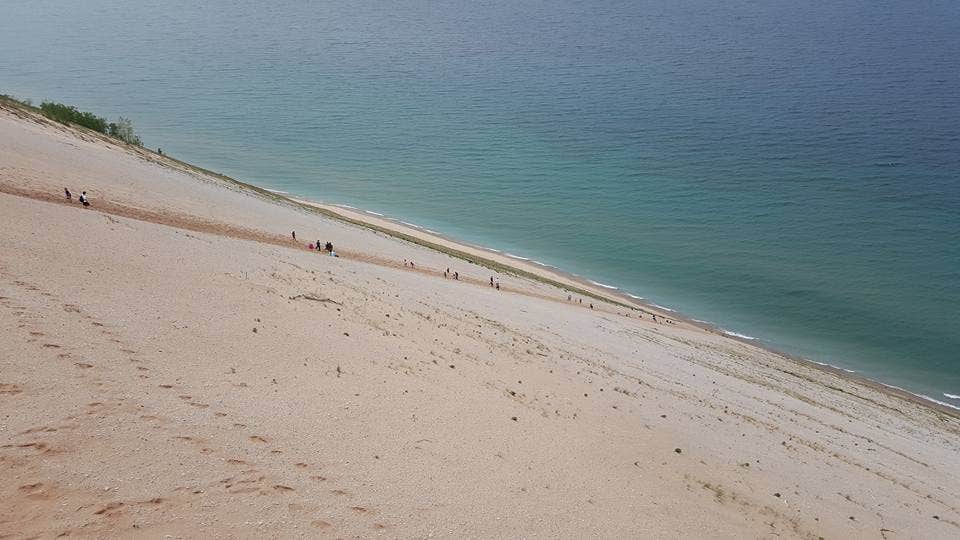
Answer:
1, 97, 955, 417
296, 199, 959, 418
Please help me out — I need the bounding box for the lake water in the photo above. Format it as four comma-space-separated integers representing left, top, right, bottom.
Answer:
2, 0, 958, 407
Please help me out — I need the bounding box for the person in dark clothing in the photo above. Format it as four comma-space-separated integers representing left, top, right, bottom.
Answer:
79, 191, 90, 206
64, 188, 72, 200
325, 242, 333, 252
292, 231, 296, 240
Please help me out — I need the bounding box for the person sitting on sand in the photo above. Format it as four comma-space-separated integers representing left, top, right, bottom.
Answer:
79, 191, 90, 207
64, 188, 71, 200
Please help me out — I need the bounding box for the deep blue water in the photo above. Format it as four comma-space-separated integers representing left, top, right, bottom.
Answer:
2, 0, 958, 406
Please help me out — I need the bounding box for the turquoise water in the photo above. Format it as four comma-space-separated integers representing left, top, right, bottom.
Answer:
2, 0, 958, 406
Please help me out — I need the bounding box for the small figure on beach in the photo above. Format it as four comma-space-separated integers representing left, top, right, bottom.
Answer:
316, 240, 321, 251
308, 243, 315, 250
567, 294, 572, 301
453, 271, 458, 280
64, 188, 71, 200
652, 314, 657, 323
411, 261, 416, 268
444, 269, 448, 278
589, 303, 594, 309
578, 299, 582, 304
291, 231, 296, 240
79, 191, 90, 206
325, 242, 333, 252
495, 281, 500, 290
490, 276, 494, 287
158, 148, 163, 155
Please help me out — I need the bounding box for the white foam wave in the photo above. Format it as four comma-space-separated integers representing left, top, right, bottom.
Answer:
424, 229, 440, 235
651, 304, 675, 312
920, 395, 960, 410
691, 318, 712, 324
338, 204, 357, 209
400, 221, 422, 229
626, 293, 644, 300
944, 393, 960, 400
265, 188, 289, 194
504, 253, 530, 260
589, 280, 619, 290
367, 211, 384, 216
721, 329, 757, 340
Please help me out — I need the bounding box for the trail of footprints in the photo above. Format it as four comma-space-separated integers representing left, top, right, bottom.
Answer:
1, 277, 390, 533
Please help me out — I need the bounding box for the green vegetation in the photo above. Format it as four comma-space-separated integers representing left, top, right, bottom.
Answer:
1, 94, 141, 146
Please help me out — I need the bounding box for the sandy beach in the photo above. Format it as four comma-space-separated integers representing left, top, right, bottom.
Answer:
2, 102, 959, 538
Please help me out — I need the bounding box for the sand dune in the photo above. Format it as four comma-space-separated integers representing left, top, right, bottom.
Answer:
1, 103, 959, 538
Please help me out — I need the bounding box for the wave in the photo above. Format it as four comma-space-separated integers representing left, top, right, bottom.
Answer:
691, 318, 712, 324
338, 204, 357, 209
589, 280, 619, 290
721, 329, 757, 340
919, 395, 960, 411
626, 293, 644, 300
944, 393, 960, 400
504, 253, 530, 260
265, 188, 289, 194
400, 221, 422, 229
651, 303, 675, 312
424, 229, 440, 235
367, 211, 384, 216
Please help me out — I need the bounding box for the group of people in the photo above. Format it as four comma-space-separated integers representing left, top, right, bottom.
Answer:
64, 188, 90, 207
295, 232, 338, 257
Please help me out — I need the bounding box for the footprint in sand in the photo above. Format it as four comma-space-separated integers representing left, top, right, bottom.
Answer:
74, 362, 93, 369
311, 519, 333, 529
42, 343, 61, 348
18, 482, 55, 501
249, 435, 269, 443
0, 383, 24, 395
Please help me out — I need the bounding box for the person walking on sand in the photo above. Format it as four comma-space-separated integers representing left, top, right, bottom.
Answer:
292, 231, 296, 241
325, 242, 333, 253
496, 281, 500, 290
316, 240, 321, 251
490, 276, 494, 287
453, 271, 458, 280
64, 188, 71, 200
79, 191, 90, 207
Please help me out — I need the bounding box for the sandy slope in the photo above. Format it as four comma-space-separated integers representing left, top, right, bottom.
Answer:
1, 104, 959, 539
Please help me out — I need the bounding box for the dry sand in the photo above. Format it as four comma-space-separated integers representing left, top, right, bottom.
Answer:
1, 102, 959, 539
